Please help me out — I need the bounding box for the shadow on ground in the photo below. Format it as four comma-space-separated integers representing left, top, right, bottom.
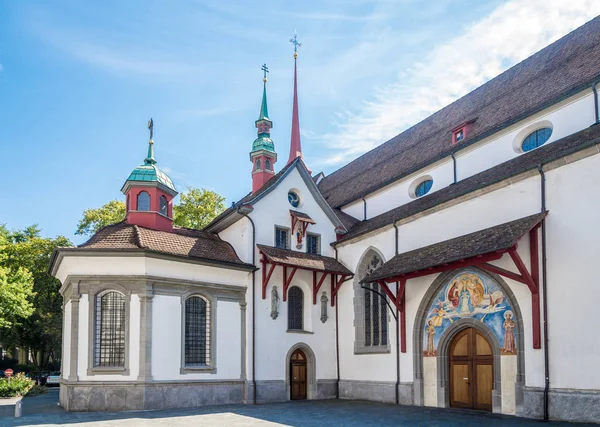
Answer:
2, 396, 595, 427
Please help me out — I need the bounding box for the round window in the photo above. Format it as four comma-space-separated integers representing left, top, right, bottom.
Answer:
521, 127, 552, 152
415, 179, 433, 197
288, 191, 300, 207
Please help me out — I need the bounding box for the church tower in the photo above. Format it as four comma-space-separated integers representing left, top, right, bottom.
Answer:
287, 33, 307, 168
250, 64, 277, 193
121, 119, 178, 232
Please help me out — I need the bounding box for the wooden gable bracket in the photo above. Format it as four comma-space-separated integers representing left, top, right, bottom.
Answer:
479, 224, 541, 349
312, 271, 328, 304
260, 255, 276, 300
282, 266, 298, 302
330, 274, 353, 307
376, 279, 407, 353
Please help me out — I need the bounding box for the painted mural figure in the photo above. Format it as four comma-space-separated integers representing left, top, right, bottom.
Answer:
423, 271, 516, 357
425, 319, 436, 356
501, 311, 517, 355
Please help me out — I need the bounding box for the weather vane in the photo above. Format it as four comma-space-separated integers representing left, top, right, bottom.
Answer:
261, 63, 269, 82
289, 32, 302, 56
148, 118, 154, 141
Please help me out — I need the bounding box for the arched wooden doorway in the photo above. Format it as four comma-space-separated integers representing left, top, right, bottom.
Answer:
290, 349, 307, 400
449, 328, 493, 411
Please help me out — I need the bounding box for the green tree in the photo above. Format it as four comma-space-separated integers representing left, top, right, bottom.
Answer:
0, 266, 34, 328
75, 200, 126, 235
75, 187, 226, 235
173, 187, 226, 230
0, 225, 71, 368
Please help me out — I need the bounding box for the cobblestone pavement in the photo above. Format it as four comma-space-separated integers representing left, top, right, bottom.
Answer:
3, 399, 597, 427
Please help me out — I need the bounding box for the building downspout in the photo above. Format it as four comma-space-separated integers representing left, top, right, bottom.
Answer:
238, 208, 257, 404
451, 152, 457, 184
334, 247, 341, 399
537, 165, 550, 421
592, 81, 600, 125
362, 198, 367, 221
393, 221, 400, 406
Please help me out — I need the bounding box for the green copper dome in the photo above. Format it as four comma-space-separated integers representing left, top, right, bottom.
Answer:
252, 135, 275, 153
122, 140, 177, 193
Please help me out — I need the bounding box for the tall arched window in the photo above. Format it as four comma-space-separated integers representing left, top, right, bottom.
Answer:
362, 253, 387, 348
137, 191, 150, 211
184, 296, 210, 366
256, 159, 261, 170
288, 286, 304, 330
94, 291, 126, 367
521, 127, 552, 152
159, 195, 168, 216
265, 158, 272, 170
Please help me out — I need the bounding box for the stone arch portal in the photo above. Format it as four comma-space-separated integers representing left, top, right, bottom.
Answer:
412, 267, 525, 415
285, 342, 316, 400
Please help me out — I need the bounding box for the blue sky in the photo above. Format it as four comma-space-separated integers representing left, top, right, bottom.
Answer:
1, 0, 598, 244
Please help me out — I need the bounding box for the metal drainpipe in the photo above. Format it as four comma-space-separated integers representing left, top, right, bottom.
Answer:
537, 165, 550, 421
334, 247, 341, 399
393, 221, 400, 405
450, 152, 457, 184
592, 81, 600, 125
238, 209, 257, 404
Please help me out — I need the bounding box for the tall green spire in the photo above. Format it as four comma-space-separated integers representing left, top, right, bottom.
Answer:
144, 118, 157, 165
258, 82, 269, 121
252, 64, 275, 153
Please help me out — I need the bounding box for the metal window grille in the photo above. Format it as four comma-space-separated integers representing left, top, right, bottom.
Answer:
363, 254, 387, 346
94, 292, 126, 367
307, 234, 320, 254
275, 227, 288, 249
137, 191, 150, 211
185, 296, 210, 366
288, 286, 303, 330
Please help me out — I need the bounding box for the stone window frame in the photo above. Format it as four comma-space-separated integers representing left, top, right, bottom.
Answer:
353, 248, 391, 354
180, 290, 217, 374
87, 283, 131, 376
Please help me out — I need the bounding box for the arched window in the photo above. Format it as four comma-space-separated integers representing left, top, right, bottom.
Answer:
288, 286, 304, 330
521, 127, 552, 152
94, 291, 126, 367
159, 195, 168, 216
265, 158, 272, 170
137, 191, 150, 211
363, 254, 387, 347
184, 296, 210, 366
415, 179, 433, 197
256, 159, 261, 170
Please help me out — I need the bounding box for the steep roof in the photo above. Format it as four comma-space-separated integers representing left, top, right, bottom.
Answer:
258, 244, 352, 275
363, 212, 546, 283
335, 123, 600, 245
318, 16, 600, 208
63, 221, 253, 269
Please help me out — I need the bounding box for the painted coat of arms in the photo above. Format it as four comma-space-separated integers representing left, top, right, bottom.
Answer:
423, 271, 517, 357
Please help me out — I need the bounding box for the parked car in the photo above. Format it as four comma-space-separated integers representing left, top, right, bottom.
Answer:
45, 372, 60, 387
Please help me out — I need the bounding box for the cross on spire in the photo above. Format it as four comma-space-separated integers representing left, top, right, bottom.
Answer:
261, 63, 269, 82
148, 118, 154, 141
289, 32, 302, 55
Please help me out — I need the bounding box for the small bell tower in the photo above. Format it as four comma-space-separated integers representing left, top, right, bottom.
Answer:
250, 64, 277, 193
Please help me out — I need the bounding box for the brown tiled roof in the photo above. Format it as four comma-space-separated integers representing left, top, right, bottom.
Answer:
335, 124, 600, 245
319, 16, 600, 208
257, 244, 352, 275
363, 212, 546, 283
290, 210, 315, 224
77, 222, 253, 268
334, 208, 361, 231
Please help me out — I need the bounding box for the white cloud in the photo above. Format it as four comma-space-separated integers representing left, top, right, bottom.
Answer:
320, 0, 600, 165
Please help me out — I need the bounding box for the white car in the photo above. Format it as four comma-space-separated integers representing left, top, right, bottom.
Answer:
45, 372, 61, 386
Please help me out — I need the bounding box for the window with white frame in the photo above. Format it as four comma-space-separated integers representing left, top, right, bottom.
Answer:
307, 233, 320, 255
184, 296, 211, 366
275, 227, 289, 249
94, 291, 126, 367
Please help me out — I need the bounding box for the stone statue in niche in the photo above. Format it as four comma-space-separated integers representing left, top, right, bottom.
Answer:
320, 291, 328, 323
270, 286, 280, 320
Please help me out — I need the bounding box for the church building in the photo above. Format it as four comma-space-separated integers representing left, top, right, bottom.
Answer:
50, 19, 600, 423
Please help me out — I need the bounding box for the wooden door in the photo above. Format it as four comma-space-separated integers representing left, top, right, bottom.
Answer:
449, 328, 493, 411
290, 349, 307, 400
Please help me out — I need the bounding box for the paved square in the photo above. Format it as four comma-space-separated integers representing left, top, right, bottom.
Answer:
3, 394, 596, 427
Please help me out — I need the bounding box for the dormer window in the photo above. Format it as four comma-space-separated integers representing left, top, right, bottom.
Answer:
452, 120, 475, 144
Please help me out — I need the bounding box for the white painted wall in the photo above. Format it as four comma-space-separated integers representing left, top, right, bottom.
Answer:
151, 295, 242, 380
62, 301, 71, 380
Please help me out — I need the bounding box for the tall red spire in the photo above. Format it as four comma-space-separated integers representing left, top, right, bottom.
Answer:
287, 33, 306, 167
